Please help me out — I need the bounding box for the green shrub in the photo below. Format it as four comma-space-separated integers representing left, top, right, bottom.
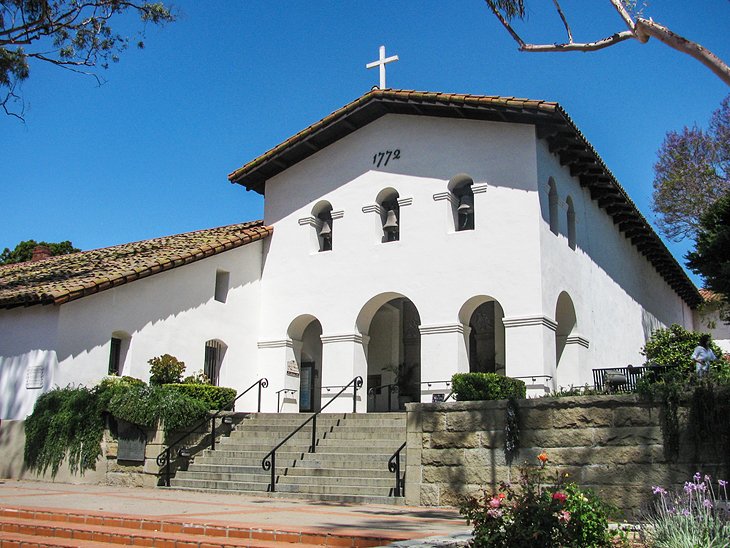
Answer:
148, 354, 186, 385
164, 384, 236, 411
642, 324, 724, 372
451, 372, 526, 401
107, 384, 208, 434
24, 386, 105, 476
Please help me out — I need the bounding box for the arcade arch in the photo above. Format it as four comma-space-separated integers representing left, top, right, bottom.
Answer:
357, 293, 421, 412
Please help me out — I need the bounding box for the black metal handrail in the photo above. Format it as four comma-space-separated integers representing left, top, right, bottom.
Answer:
262, 376, 363, 492
592, 365, 678, 392
157, 377, 268, 486
276, 388, 297, 412
367, 383, 399, 411
388, 441, 407, 497
513, 375, 553, 383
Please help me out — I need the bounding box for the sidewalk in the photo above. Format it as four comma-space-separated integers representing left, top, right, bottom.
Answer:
0, 480, 472, 547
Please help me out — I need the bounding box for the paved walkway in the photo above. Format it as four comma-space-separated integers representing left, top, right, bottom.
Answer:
0, 480, 472, 547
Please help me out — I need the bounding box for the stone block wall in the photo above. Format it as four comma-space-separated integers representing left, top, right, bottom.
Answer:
404, 395, 728, 517
0, 413, 246, 487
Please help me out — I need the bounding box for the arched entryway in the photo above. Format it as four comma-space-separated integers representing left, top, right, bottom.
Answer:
555, 292, 578, 387
459, 296, 506, 375
357, 293, 421, 411
287, 315, 323, 412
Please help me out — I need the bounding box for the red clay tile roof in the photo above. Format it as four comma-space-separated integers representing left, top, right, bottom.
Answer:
0, 221, 272, 309
699, 288, 724, 303
227, 88, 701, 308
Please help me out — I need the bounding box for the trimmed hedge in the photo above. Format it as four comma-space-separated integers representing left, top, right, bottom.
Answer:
163, 383, 237, 411
451, 372, 526, 401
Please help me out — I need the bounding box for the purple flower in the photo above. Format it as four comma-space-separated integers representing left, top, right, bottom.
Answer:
719, 480, 728, 488
652, 486, 667, 495
694, 472, 702, 482
704, 474, 712, 482
684, 482, 695, 494
703, 499, 713, 509
682, 509, 691, 517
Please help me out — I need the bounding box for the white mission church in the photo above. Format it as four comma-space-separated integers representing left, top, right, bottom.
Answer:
0, 88, 707, 420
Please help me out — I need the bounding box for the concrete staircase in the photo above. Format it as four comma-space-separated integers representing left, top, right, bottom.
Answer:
170, 412, 407, 504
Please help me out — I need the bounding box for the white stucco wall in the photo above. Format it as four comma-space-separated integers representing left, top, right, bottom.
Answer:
0, 242, 264, 420
257, 113, 696, 407
259, 114, 552, 408
535, 140, 694, 390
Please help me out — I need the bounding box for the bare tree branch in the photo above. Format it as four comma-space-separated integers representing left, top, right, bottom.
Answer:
552, 0, 573, 43
608, 0, 636, 31
635, 18, 730, 86
484, 0, 730, 87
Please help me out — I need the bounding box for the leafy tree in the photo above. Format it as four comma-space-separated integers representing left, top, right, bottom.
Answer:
1, 1, 175, 119
642, 324, 724, 370
485, 1, 730, 86
686, 191, 730, 320
652, 96, 730, 242
0, 239, 80, 264
148, 353, 185, 385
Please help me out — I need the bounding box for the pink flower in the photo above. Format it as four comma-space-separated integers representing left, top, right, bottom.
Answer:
552, 492, 567, 503
487, 508, 503, 518
558, 510, 571, 523
489, 497, 502, 508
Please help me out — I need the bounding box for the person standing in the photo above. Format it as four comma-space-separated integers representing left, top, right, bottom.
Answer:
691, 334, 717, 378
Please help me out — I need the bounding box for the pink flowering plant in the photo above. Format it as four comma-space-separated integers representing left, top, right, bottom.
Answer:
460, 453, 621, 547
642, 473, 730, 547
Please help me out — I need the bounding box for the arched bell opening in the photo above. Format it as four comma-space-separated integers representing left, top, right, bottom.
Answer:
376, 188, 400, 243
548, 178, 559, 235
287, 315, 323, 412
312, 201, 333, 252
357, 294, 421, 412
448, 173, 475, 231
459, 296, 505, 376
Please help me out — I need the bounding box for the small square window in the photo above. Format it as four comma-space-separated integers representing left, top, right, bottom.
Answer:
215, 270, 230, 303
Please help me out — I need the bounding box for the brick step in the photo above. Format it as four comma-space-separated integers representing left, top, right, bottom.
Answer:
0, 508, 398, 547
0, 531, 109, 547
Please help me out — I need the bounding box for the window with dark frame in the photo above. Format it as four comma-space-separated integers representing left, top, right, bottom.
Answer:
108, 337, 122, 375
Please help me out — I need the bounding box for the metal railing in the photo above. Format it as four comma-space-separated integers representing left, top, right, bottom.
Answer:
592, 365, 678, 392
261, 376, 363, 492
157, 377, 268, 486
388, 441, 407, 497
276, 388, 297, 412
367, 383, 399, 411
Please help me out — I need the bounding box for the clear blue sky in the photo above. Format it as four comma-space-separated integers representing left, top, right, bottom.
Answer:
3, 1, 729, 286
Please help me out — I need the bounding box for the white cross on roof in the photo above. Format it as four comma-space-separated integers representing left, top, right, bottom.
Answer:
366, 45, 399, 89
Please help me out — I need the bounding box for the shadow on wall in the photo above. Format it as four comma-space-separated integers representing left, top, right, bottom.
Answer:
415, 398, 725, 518
0, 350, 56, 420
0, 258, 261, 419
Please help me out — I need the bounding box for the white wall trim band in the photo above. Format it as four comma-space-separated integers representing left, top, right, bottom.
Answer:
419, 323, 465, 336
432, 192, 458, 205
298, 216, 317, 227
257, 339, 293, 349
566, 335, 590, 348
472, 183, 488, 194
397, 197, 413, 207
362, 204, 382, 215
320, 333, 368, 345
502, 315, 558, 331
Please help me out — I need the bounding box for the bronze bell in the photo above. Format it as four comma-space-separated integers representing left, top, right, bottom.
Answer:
319, 219, 332, 239
383, 209, 399, 232
458, 193, 474, 213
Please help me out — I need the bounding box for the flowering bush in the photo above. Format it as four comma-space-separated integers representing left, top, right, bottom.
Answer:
460, 454, 621, 547
642, 473, 730, 547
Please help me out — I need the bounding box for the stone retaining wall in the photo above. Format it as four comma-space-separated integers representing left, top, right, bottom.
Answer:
404, 395, 728, 517
0, 414, 246, 487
